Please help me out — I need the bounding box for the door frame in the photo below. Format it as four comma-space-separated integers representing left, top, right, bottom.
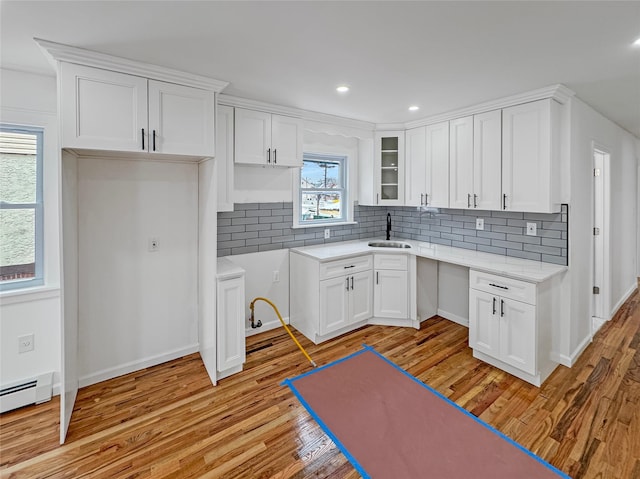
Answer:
592, 142, 611, 333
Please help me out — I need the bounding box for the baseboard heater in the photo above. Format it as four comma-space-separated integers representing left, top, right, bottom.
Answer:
0, 372, 53, 413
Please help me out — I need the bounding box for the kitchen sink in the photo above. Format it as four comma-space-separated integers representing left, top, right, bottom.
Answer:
367, 241, 412, 249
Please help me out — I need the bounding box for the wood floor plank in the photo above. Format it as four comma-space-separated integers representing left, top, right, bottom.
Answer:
1, 284, 639, 478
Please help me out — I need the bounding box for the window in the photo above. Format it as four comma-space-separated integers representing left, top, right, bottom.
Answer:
299, 153, 347, 225
0, 125, 44, 291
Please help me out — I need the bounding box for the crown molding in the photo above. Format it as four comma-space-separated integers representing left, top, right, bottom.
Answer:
218, 93, 375, 133
34, 38, 229, 92
403, 84, 576, 130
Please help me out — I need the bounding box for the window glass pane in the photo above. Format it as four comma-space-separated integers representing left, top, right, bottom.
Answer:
0, 132, 38, 204
302, 159, 342, 189
301, 192, 342, 221
0, 209, 36, 282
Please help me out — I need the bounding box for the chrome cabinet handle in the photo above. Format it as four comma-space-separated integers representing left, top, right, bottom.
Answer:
420, 193, 424, 205
425, 193, 429, 206
376, 271, 379, 284
474, 194, 478, 208
467, 194, 471, 208
346, 277, 350, 291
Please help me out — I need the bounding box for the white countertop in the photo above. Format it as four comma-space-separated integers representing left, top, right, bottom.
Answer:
217, 257, 245, 280
290, 239, 567, 283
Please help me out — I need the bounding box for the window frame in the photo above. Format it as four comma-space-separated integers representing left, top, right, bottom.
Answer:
298, 153, 349, 227
0, 124, 45, 291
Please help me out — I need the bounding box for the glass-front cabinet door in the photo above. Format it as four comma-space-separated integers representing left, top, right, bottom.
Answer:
375, 131, 404, 205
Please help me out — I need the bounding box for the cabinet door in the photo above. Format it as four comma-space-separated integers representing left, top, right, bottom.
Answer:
216, 105, 235, 212
449, 116, 474, 209
234, 108, 271, 165
216, 276, 246, 372
499, 298, 536, 375
425, 121, 449, 208
148, 80, 215, 157
502, 99, 552, 212
350, 270, 374, 324
473, 110, 502, 210
469, 289, 500, 358
271, 115, 303, 167
404, 126, 427, 206
375, 132, 404, 205
374, 269, 408, 319
319, 276, 350, 335
60, 63, 147, 152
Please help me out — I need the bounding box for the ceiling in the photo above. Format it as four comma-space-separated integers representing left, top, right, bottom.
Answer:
2, 1, 639, 136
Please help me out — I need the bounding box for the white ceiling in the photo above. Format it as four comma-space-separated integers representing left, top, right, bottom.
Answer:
1, 1, 639, 136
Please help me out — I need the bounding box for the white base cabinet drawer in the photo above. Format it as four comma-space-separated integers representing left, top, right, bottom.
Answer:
319, 255, 372, 280
469, 270, 536, 305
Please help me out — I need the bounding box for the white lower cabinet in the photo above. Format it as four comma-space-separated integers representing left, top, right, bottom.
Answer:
216, 261, 246, 380
374, 254, 408, 319
291, 253, 373, 344
468, 270, 556, 386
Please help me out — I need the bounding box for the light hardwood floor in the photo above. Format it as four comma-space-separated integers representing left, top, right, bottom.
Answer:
1, 284, 639, 479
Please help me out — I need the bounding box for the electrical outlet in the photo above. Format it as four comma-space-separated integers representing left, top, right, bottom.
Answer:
148, 237, 160, 252
475, 218, 484, 231
273, 270, 280, 282
18, 334, 34, 353
324, 228, 330, 239
526, 222, 537, 236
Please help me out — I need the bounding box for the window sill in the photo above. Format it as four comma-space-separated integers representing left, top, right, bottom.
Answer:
0, 285, 61, 306
292, 221, 358, 229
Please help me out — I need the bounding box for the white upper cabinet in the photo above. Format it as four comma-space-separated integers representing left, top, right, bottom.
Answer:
473, 110, 502, 210
215, 105, 234, 212
449, 112, 502, 210
234, 108, 302, 167
424, 121, 450, 208
373, 132, 405, 205
404, 122, 449, 208
61, 63, 148, 152
60, 63, 215, 157
148, 80, 215, 156
404, 126, 427, 207
502, 99, 561, 213
448, 116, 474, 209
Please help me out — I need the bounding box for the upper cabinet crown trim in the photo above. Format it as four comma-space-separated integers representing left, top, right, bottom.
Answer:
34, 37, 229, 92
404, 84, 575, 130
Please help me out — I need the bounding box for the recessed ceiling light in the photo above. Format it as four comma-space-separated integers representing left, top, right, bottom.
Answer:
633, 37, 640, 47
409, 105, 420, 111
336, 85, 350, 93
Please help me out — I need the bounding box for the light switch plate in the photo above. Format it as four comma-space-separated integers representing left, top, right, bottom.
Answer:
475, 218, 484, 230
526, 222, 537, 236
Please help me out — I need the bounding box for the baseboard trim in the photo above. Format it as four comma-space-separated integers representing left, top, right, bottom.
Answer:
551, 333, 592, 367
609, 282, 637, 320
78, 344, 200, 388
437, 308, 469, 327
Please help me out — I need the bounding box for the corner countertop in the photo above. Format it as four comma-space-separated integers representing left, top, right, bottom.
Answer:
217, 257, 245, 280
290, 239, 567, 283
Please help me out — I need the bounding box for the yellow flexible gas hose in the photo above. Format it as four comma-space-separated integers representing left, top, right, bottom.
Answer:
249, 297, 316, 368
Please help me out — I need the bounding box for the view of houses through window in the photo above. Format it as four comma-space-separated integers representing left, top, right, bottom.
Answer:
0, 125, 44, 290
300, 153, 346, 225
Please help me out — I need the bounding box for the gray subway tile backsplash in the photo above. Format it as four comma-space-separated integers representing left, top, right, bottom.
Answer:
217, 202, 568, 265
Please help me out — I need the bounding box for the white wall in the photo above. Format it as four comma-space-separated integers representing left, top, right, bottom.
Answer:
76, 157, 199, 386
563, 97, 639, 362
0, 69, 61, 389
